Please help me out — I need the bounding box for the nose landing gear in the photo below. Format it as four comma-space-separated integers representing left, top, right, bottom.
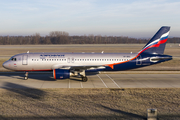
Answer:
24, 72, 28, 80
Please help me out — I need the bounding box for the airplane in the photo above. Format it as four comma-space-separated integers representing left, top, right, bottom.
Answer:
2, 26, 172, 82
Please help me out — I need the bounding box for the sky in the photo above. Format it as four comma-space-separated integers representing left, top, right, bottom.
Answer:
0, 0, 180, 38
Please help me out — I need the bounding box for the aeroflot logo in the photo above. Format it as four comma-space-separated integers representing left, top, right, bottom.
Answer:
40, 54, 65, 59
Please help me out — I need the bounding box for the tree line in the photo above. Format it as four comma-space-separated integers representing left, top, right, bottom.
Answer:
0, 31, 180, 45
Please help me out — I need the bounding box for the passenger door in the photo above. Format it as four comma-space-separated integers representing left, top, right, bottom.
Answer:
22, 55, 28, 65
136, 55, 141, 65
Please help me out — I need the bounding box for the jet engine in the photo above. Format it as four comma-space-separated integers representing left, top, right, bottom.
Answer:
53, 69, 71, 79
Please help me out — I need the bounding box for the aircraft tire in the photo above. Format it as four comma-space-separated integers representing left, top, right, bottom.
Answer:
82, 77, 88, 82
24, 76, 28, 80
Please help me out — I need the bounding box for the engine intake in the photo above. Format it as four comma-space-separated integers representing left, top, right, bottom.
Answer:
53, 69, 70, 79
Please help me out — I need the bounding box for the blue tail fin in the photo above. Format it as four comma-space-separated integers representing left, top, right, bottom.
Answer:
139, 26, 170, 55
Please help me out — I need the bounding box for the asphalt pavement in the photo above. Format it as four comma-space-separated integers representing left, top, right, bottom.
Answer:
0, 72, 179, 89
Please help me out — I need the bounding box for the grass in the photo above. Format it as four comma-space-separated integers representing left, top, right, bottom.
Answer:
0, 88, 179, 119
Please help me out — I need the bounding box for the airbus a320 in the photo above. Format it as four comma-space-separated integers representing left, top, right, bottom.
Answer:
3, 26, 172, 82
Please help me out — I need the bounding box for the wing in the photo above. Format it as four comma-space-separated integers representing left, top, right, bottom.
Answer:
51, 64, 105, 71
70, 65, 105, 70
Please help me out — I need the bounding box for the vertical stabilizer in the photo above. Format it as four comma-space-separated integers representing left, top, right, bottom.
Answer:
139, 26, 170, 55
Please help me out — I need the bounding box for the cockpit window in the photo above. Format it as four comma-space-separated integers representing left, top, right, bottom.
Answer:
9, 57, 17, 61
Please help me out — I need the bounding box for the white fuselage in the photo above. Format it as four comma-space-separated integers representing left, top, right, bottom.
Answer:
3, 52, 137, 71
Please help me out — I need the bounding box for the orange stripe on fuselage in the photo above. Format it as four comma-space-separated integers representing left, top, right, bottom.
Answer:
105, 38, 168, 69
53, 69, 56, 79
105, 55, 139, 69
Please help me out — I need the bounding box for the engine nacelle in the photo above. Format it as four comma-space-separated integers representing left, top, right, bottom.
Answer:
53, 69, 70, 79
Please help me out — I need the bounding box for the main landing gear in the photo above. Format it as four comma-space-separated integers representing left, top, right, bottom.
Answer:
81, 76, 88, 82
79, 70, 88, 82
24, 72, 28, 80
73, 70, 88, 82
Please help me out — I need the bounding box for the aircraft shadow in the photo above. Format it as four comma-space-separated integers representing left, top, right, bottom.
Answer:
100, 105, 145, 119
1, 82, 47, 99
0, 72, 99, 82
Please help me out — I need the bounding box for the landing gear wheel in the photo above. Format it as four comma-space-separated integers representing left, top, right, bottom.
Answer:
24, 72, 28, 80
82, 76, 88, 82
24, 76, 28, 80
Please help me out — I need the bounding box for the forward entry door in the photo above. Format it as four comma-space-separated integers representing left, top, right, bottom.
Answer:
22, 55, 28, 65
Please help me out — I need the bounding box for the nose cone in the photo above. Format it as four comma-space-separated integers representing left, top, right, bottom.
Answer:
2, 62, 9, 69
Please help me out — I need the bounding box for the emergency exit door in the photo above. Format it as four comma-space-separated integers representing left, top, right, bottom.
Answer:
67, 58, 74, 63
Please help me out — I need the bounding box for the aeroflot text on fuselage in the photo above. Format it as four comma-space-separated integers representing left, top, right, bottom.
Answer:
40, 54, 65, 59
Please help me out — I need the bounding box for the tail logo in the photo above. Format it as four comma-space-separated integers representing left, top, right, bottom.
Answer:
139, 31, 169, 54
106, 26, 170, 69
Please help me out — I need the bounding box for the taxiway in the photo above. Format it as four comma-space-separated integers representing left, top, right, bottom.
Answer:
0, 72, 179, 89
